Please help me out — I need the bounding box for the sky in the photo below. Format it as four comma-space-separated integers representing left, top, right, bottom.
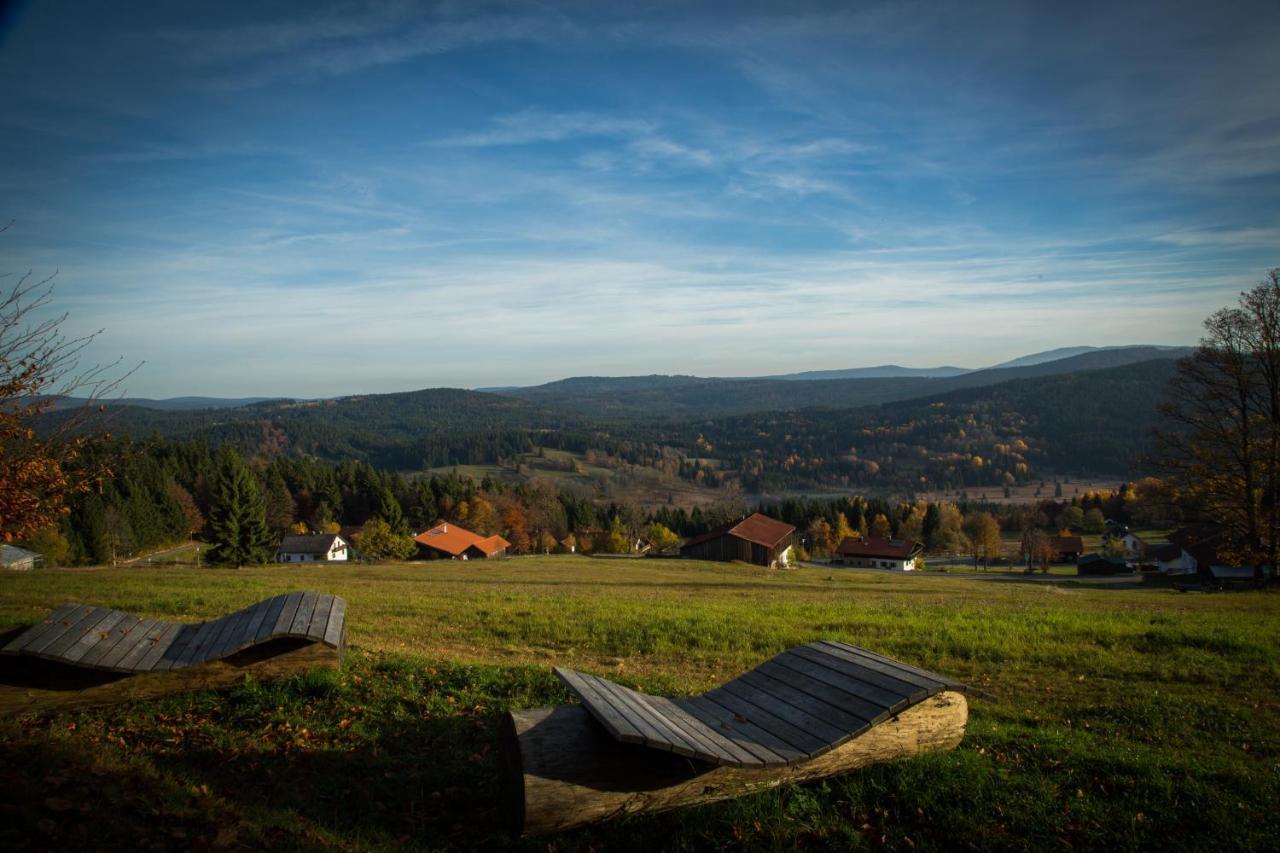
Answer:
1, 0, 1277, 398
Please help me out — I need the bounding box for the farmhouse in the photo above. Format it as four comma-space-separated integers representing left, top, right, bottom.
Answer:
277, 534, 349, 563
414, 522, 511, 560
1047, 535, 1084, 562
1, 544, 40, 571
834, 537, 923, 571
679, 513, 795, 568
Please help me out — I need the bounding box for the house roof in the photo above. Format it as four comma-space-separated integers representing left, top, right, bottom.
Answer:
681, 513, 796, 551
414, 522, 498, 557
474, 534, 512, 556
1150, 542, 1183, 561
0, 544, 38, 565
1048, 536, 1084, 553
278, 534, 345, 555
835, 537, 923, 559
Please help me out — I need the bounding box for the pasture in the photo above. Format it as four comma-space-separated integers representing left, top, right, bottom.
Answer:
0, 558, 1276, 851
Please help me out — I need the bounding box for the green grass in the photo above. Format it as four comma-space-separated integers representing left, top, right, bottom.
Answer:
1, 558, 1277, 851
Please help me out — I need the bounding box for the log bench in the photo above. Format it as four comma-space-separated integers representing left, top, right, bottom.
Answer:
0, 591, 346, 714
504, 641, 983, 835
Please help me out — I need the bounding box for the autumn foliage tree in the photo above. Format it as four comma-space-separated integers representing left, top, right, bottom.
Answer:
1155, 270, 1280, 580
1, 248, 125, 543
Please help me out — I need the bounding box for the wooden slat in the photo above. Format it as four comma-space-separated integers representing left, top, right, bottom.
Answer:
554, 667, 645, 743
825, 641, 959, 688
703, 684, 832, 756
215, 600, 269, 658
582, 674, 672, 751
172, 617, 224, 668
322, 597, 346, 648
645, 696, 752, 763
94, 616, 154, 670
269, 592, 305, 638
147, 623, 200, 671
682, 695, 802, 766
203, 605, 256, 662
754, 661, 888, 726
717, 677, 849, 744
588, 677, 701, 758
772, 650, 909, 713
288, 592, 319, 636
305, 594, 335, 641
817, 642, 948, 693
60, 611, 127, 665
78, 614, 141, 668
796, 645, 929, 708
674, 697, 779, 766
235, 598, 274, 651
22, 606, 102, 655
35, 607, 114, 659
252, 595, 290, 641
738, 669, 873, 736
124, 621, 181, 671
1, 604, 83, 653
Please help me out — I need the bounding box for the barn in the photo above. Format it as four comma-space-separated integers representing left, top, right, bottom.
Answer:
1, 545, 40, 571
679, 513, 795, 568
834, 537, 923, 571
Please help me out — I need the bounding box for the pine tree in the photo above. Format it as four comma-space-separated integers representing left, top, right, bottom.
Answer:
376, 488, 409, 535
207, 449, 273, 566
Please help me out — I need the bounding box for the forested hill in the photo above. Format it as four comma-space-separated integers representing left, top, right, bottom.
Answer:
505, 346, 1190, 417
689, 358, 1179, 494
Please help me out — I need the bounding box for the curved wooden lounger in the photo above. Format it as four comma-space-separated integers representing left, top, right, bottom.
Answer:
0, 591, 346, 714
505, 641, 983, 835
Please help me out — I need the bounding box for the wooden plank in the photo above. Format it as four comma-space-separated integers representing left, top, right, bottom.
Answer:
703, 685, 832, 757
146, 623, 200, 672
823, 641, 961, 690
172, 617, 224, 668
675, 697, 780, 766
203, 605, 256, 662
305, 594, 335, 641
738, 669, 873, 736
252, 595, 290, 642
123, 621, 181, 672
1, 604, 83, 654
235, 598, 275, 652
641, 695, 748, 765
795, 645, 929, 709
22, 605, 102, 655
34, 607, 114, 659
214, 600, 269, 658
683, 695, 803, 766
581, 674, 671, 751
588, 677, 702, 758
754, 660, 889, 727
322, 597, 346, 648
772, 650, 909, 713
78, 614, 141, 668
94, 616, 154, 670
269, 592, 305, 638
717, 677, 849, 744
288, 592, 319, 636
553, 667, 645, 743
61, 611, 127, 665
817, 642, 948, 694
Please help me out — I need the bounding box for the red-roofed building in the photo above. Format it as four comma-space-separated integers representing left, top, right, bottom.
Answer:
414, 522, 511, 560
834, 537, 923, 571
680, 513, 795, 568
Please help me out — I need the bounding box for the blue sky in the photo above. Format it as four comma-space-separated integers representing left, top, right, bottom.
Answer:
1, 0, 1277, 397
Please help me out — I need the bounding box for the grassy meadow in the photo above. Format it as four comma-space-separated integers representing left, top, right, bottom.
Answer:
1, 557, 1277, 851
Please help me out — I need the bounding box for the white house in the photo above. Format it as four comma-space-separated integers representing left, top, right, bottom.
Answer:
1, 544, 40, 571
833, 537, 923, 571
1119, 532, 1146, 559
277, 534, 349, 563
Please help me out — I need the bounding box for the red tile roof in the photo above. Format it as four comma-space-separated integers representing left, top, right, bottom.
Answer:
682, 513, 796, 550
415, 522, 504, 557
835, 537, 922, 559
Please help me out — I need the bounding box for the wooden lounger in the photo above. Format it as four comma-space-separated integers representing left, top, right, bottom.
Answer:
0, 591, 346, 714
504, 641, 983, 835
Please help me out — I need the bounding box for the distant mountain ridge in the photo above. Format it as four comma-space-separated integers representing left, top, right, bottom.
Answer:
987, 345, 1189, 370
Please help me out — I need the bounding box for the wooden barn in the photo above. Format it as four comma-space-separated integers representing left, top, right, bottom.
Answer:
679, 513, 795, 568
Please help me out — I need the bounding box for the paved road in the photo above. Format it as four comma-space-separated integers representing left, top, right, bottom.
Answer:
123, 542, 200, 566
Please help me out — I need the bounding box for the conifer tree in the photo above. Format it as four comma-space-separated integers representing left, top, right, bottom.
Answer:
207, 448, 273, 566
376, 488, 409, 535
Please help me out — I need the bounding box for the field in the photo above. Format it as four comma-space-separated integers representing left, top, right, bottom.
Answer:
920, 478, 1123, 506
1, 558, 1277, 851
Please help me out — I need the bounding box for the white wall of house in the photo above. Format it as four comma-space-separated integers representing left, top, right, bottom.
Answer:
1157, 551, 1192, 575
1121, 534, 1144, 557
278, 538, 348, 563
839, 555, 915, 571
776, 545, 793, 567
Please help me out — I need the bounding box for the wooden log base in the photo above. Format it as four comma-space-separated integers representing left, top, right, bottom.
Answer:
504, 690, 968, 836
0, 636, 341, 715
